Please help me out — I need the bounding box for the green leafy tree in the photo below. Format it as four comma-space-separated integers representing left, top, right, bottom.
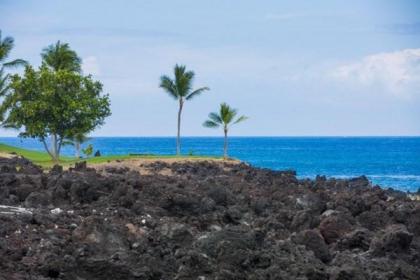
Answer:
0, 65, 111, 162
41, 41, 81, 73
160, 64, 209, 155
203, 103, 248, 159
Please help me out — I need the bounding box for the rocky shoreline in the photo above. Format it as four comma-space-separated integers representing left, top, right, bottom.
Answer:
0, 156, 419, 279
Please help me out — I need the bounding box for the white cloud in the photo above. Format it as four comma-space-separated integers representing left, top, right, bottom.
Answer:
332, 49, 420, 96
82, 56, 101, 76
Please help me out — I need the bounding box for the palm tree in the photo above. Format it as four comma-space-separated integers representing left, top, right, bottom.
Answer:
73, 133, 91, 158
0, 31, 27, 120
160, 64, 209, 155
41, 41, 81, 72
64, 133, 91, 158
0, 31, 27, 69
203, 103, 248, 159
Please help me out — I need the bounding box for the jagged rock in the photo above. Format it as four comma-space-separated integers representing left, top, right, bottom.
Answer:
73, 161, 87, 171
336, 228, 373, 251
292, 229, 331, 262
24, 191, 50, 208
0, 156, 418, 279
370, 224, 413, 256
319, 215, 353, 244
357, 209, 389, 231
50, 164, 63, 174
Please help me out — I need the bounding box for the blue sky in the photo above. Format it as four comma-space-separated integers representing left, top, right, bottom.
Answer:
1, 0, 420, 136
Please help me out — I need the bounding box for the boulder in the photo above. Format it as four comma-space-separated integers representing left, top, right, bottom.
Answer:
336, 228, 373, 251
292, 229, 331, 262
319, 215, 353, 244
370, 224, 413, 256
24, 191, 50, 208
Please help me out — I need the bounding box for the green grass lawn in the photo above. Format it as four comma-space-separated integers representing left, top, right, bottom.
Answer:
0, 143, 222, 168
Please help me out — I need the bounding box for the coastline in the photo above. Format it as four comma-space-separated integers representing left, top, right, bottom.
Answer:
0, 137, 419, 191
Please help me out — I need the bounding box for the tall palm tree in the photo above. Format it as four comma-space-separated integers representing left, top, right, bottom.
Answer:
160, 64, 209, 155
203, 103, 248, 159
41, 41, 81, 72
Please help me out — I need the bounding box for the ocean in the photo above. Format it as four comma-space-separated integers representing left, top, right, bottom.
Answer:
0, 137, 419, 192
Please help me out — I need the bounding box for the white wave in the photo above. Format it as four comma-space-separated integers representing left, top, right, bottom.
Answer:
299, 174, 420, 180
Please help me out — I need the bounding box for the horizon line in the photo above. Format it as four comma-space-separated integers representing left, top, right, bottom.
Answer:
1, 135, 419, 138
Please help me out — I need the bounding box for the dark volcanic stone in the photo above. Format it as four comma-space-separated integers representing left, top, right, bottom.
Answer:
337, 228, 373, 251
370, 224, 413, 256
0, 156, 418, 279
319, 215, 353, 244
24, 191, 50, 208
292, 229, 331, 262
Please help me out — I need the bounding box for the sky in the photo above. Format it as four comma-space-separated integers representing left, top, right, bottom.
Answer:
1, 0, 420, 136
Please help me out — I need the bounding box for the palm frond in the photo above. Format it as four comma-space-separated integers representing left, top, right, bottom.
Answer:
220, 103, 237, 124
3, 58, 27, 68
159, 75, 178, 99
0, 35, 14, 63
61, 140, 74, 146
208, 112, 223, 124
175, 65, 194, 97
203, 120, 220, 128
186, 86, 209, 100
203, 103, 248, 132
41, 41, 81, 72
160, 64, 209, 102
234, 115, 248, 124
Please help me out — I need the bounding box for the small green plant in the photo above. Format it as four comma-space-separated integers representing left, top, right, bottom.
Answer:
188, 149, 195, 156
82, 144, 93, 158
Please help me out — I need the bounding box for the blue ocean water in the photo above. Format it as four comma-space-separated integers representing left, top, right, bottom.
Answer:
0, 137, 419, 192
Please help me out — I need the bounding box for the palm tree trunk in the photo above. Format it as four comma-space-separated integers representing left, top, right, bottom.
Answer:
223, 128, 228, 159
176, 100, 183, 155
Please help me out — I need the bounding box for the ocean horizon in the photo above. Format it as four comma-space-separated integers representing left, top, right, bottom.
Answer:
0, 136, 419, 192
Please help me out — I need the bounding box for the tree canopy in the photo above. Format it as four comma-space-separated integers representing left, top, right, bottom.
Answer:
160, 64, 209, 101
203, 103, 248, 130
0, 65, 111, 161
41, 41, 82, 73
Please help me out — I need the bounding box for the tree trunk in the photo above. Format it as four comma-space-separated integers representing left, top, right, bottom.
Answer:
176, 99, 183, 155
57, 138, 62, 159
223, 128, 228, 159
75, 141, 80, 158
51, 134, 59, 163
41, 139, 54, 160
